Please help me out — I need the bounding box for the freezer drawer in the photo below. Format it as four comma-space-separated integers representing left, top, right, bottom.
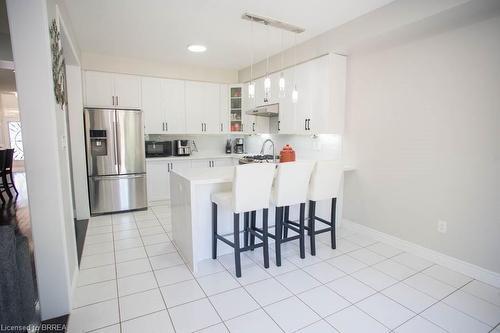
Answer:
89, 174, 147, 214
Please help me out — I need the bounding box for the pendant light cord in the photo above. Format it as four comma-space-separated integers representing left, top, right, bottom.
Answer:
250, 18, 254, 84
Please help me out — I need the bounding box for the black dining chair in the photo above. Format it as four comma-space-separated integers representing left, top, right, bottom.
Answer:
3, 149, 18, 198
0, 150, 8, 204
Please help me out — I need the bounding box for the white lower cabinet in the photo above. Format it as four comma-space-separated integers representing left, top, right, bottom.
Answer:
146, 160, 190, 201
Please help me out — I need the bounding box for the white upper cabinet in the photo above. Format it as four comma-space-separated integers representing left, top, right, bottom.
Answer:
163, 79, 186, 133
142, 77, 186, 134
277, 68, 296, 134
113, 74, 142, 108
185, 81, 220, 134
141, 77, 164, 134
219, 84, 229, 133
84, 71, 141, 108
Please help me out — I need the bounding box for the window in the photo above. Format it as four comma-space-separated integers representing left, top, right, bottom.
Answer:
8, 121, 24, 160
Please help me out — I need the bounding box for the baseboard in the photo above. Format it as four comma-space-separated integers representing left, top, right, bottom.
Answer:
342, 219, 500, 288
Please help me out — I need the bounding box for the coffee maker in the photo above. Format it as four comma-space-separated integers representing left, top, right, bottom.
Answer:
233, 138, 244, 154
173, 140, 191, 156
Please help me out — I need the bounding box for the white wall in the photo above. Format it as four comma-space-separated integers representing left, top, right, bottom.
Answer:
343, 15, 500, 273
7, 0, 79, 320
82, 52, 238, 84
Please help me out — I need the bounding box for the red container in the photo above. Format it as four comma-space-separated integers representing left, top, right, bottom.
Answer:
280, 144, 296, 163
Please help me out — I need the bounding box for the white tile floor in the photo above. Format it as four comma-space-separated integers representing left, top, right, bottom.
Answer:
68, 201, 500, 333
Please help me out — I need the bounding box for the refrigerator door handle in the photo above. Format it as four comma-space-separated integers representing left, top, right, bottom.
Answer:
112, 120, 118, 171
91, 174, 145, 180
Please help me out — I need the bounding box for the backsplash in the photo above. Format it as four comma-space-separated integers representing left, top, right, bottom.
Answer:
145, 133, 343, 160
245, 134, 343, 161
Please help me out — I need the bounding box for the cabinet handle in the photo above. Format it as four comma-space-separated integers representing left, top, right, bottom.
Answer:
165, 122, 168, 131
167, 163, 170, 172
241, 123, 244, 132
112, 96, 114, 106
307, 119, 311, 131
220, 123, 223, 132
278, 121, 280, 131
252, 122, 255, 132
304, 119, 307, 130
201, 123, 204, 132
117, 96, 119, 105
162, 122, 165, 131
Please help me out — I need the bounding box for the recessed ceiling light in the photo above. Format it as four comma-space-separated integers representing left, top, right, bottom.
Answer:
187, 44, 207, 53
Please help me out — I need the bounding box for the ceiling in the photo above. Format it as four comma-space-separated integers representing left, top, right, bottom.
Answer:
65, 0, 395, 70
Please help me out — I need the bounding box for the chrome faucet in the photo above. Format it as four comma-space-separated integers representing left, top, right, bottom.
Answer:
259, 139, 276, 163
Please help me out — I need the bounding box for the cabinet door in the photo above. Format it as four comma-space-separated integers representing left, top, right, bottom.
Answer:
114, 74, 141, 108
309, 55, 331, 133
146, 160, 170, 201
219, 84, 229, 133
213, 158, 233, 167
141, 77, 165, 134
241, 83, 254, 134
254, 77, 266, 106
170, 160, 191, 173
191, 159, 210, 169
277, 68, 296, 134
294, 61, 313, 134
84, 71, 114, 107
185, 81, 205, 133
203, 82, 221, 134
163, 79, 186, 133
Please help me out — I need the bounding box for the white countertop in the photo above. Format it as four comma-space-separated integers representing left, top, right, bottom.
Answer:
146, 153, 245, 161
172, 166, 234, 185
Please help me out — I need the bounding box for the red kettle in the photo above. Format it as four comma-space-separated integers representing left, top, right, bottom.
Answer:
279, 144, 296, 163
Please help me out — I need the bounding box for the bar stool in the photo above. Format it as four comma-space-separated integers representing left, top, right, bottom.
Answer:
211, 164, 276, 277
269, 161, 315, 266
307, 160, 343, 255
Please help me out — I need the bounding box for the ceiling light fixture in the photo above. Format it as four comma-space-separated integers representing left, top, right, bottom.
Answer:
187, 44, 207, 53
264, 23, 271, 102
279, 30, 286, 97
292, 33, 299, 104
248, 18, 256, 101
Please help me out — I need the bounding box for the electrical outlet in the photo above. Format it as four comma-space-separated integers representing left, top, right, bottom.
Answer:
437, 220, 447, 234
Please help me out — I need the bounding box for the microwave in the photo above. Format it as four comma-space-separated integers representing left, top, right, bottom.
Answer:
145, 141, 172, 157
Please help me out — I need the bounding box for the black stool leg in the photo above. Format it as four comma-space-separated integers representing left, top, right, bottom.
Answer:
250, 211, 256, 250
262, 208, 269, 268
8, 171, 18, 195
309, 200, 316, 256
244, 212, 249, 248
234, 213, 241, 277
299, 203, 305, 259
212, 203, 218, 259
331, 198, 337, 249
283, 206, 290, 238
275, 206, 283, 266
2, 174, 12, 198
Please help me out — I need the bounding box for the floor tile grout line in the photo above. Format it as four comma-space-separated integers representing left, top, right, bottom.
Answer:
110, 215, 123, 333
79, 212, 494, 333
131, 213, 178, 333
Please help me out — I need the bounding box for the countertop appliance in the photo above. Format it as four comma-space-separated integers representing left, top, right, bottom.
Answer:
174, 140, 191, 156
233, 138, 245, 154
84, 108, 147, 215
239, 154, 279, 165
145, 140, 172, 158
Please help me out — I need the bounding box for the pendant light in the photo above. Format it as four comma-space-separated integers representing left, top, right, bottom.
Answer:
263, 23, 271, 101
292, 33, 298, 104
278, 30, 286, 97
248, 18, 255, 100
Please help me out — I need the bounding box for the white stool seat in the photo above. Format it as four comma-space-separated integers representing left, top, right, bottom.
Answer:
308, 160, 343, 201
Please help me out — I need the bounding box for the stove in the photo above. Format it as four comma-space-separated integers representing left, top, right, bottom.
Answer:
238, 154, 279, 164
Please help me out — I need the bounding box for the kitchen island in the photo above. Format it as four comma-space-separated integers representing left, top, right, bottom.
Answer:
170, 165, 350, 274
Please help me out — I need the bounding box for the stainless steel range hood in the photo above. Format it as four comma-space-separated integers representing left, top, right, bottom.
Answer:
245, 103, 279, 117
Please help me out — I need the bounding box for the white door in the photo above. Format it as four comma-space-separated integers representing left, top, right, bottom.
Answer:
277, 68, 296, 134
219, 84, 229, 133
185, 81, 205, 133
114, 74, 141, 108
203, 82, 221, 134
84, 71, 114, 107
294, 61, 313, 134
146, 160, 170, 201
142, 77, 165, 134
163, 79, 186, 133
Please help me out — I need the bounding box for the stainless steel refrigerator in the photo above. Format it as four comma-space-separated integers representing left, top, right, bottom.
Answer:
84, 108, 147, 214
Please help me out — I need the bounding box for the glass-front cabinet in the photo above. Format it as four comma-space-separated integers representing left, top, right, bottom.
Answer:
229, 85, 243, 132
